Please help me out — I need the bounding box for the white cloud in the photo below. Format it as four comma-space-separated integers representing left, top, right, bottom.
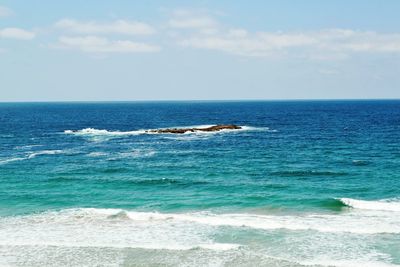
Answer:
166, 11, 400, 58
55, 19, 156, 35
0, 6, 13, 17
227, 29, 248, 38
169, 16, 217, 29
52, 18, 160, 54
0, 28, 35, 40
167, 9, 219, 36
56, 35, 161, 53
331, 31, 400, 53
177, 26, 400, 58
178, 32, 317, 57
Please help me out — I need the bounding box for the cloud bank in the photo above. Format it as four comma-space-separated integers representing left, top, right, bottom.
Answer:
169, 11, 400, 59
3, 8, 400, 58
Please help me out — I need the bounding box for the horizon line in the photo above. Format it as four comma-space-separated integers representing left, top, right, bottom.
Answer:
1, 98, 400, 104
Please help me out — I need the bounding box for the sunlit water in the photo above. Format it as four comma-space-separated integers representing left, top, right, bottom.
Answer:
1, 101, 400, 266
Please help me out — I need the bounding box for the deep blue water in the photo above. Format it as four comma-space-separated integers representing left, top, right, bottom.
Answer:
0, 101, 399, 266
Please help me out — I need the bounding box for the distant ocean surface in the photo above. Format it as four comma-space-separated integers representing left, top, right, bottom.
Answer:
1, 101, 400, 267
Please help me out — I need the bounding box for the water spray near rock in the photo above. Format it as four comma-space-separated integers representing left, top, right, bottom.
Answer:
146, 125, 242, 134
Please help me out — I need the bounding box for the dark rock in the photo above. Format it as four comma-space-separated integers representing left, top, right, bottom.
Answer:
146, 124, 241, 134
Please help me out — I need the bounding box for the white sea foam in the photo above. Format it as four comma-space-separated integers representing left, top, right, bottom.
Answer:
0, 157, 26, 165
0, 208, 239, 251
64, 125, 269, 139
112, 209, 400, 234
13, 144, 43, 150
27, 150, 64, 159
180, 125, 268, 135
156, 125, 270, 141
64, 128, 148, 136
117, 149, 156, 158
1, 208, 398, 266
301, 255, 399, 267
0, 208, 400, 243
339, 198, 400, 212
0, 150, 68, 165
87, 152, 108, 157
301, 259, 399, 267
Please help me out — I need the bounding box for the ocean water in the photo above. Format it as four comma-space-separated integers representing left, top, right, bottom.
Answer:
0, 100, 399, 267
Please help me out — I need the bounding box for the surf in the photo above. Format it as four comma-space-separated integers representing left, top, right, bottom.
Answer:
338, 198, 400, 212
63, 125, 268, 138
2, 207, 400, 242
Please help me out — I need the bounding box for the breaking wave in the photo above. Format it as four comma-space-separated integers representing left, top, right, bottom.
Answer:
338, 198, 400, 212
0, 208, 240, 251
64, 125, 269, 139
1, 208, 398, 266
64, 128, 147, 136
1, 206, 400, 250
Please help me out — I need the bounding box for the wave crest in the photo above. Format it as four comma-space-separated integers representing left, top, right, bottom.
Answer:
2, 207, 400, 243
338, 198, 400, 212
0, 157, 26, 165
0, 208, 240, 251
1, 208, 398, 266
27, 150, 64, 159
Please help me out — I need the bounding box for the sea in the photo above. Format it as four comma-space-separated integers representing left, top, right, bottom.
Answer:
0, 100, 399, 267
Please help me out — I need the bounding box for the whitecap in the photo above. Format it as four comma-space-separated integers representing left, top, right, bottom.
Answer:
64, 128, 147, 136
27, 150, 64, 159
87, 152, 108, 157
339, 198, 400, 212
0, 157, 26, 165
118, 149, 156, 158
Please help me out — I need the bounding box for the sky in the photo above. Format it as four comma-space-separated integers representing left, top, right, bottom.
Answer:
1, 0, 400, 101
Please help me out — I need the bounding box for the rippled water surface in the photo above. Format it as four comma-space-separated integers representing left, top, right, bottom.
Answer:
1, 101, 400, 266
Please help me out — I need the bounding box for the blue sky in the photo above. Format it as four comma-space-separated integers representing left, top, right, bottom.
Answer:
1, 0, 400, 101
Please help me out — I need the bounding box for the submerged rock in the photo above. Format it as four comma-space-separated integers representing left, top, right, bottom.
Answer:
147, 124, 242, 134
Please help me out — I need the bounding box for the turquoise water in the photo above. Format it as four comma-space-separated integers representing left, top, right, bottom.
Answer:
0, 101, 400, 266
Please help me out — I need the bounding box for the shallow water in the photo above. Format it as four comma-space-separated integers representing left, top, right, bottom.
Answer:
0, 101, 400, 266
